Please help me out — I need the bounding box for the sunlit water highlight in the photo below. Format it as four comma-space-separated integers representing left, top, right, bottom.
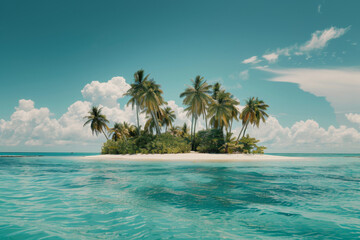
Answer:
0, 153, 359, 239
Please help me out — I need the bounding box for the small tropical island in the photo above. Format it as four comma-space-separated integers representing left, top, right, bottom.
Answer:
84, 69, 270, 156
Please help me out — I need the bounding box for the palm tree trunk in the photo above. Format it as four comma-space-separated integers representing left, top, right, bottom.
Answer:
204, 113, 208, 130
236, 123, 246, 141
190, 113, 194, 142
150, 110, 160, 135
242, 121, 250, 138
102, 128, 109, 140
136, 103, 140, 133
193, 115, 198, 151
229, 119, 233, 135
192, 105, 198, 151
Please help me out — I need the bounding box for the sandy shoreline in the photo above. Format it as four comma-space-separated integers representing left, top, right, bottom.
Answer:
81, 152, 304, 162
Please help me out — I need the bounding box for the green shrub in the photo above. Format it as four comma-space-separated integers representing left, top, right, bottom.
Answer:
237, 135, 266, 154
144, 133, 191, 153
196, 129, 225, 153
101, 133, 191, 154
101, 140, 119, 154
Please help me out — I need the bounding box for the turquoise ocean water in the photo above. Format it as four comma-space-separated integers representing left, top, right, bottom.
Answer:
0, 153, 359, 239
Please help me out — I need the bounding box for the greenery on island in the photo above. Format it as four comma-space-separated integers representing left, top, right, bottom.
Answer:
84, 69, 269, 154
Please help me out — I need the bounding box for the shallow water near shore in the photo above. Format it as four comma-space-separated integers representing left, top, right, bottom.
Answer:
0, 153, 359, 239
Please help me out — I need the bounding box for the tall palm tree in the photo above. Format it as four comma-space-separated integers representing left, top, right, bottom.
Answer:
125, 69, 150, 133
227, 94, 240, 135
140, 80, 165, 135
212, 82, 222, 100
83, 106, 109, 140
180, 75, 212, 149
208, 90, 233, 130
237, 97, 269, 141
162, 106, 176, 132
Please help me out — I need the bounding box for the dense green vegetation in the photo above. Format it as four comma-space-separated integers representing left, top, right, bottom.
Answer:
84, 69, 269, 154
101, 133, 191, 154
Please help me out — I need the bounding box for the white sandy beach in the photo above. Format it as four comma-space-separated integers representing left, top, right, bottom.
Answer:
82, 152, 303, 162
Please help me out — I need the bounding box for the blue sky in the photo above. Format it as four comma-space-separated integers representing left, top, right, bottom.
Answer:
0, 0, 359, 152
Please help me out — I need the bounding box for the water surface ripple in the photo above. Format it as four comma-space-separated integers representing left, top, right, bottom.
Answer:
0, 154, 360, 239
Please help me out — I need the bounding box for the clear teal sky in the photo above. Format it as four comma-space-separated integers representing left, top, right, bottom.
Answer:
0, 0, 359, 133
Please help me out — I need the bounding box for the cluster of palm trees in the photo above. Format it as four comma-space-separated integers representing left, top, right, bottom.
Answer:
83, 69, 269, 151
180, 75, 269, 149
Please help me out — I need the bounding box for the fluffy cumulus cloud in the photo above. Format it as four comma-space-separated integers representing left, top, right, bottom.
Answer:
1, 74, 359, 152
0, 76, 129, 150
244, 26, 350, 64
234, 116, 360, 153
346, 113, 360, 127
0, 76, 192, 151
81, 76, 130, 107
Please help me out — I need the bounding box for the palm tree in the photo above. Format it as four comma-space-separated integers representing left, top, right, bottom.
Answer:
237, 97, 269, 141
109, 122, 137, 140
227, 95, 240, 135
162, 106, 176, 132
109, 122, 128, 141
180, 75, 212, 150
125, 69, 150, 133
208, 90, 233, 130
140, 80, 165, 135
169, 125, 181, 137
109, 122, 122, 141
144, 110, 163, 135
181, 123, 190, 138
83, 106, 109, 140
212, 82, 222, 100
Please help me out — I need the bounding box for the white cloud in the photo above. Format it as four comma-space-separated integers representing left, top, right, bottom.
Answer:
233, 116, 360, 153
242, 56, 261, 64
259, 67, 360, 115
259, 26, 349, 63
346, 113, 360, 127
2, 73, 359, 153
167, 100, 192, 127
262, 53, 279, 63
300, 26, 350, 52
0, 76, 199, 151
81, 76, 130, 108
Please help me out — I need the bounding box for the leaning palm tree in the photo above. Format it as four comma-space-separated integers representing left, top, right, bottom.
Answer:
180, 75, 212, 149
162, 106, 176, 132
125, 69, 150, 133
237, 97, 269, 141
140, 80, 165, 135
83, 106, 109, 140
